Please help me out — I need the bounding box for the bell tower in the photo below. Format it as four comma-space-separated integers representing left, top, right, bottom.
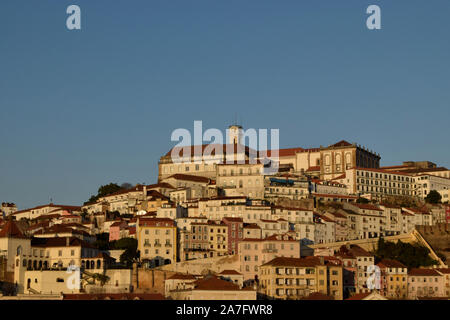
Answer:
228, 125, 243, 145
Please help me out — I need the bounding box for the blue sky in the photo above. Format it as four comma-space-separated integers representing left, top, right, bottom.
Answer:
1, 0, 449, 209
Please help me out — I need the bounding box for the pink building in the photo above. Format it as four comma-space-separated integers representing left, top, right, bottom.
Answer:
238, 233, 300, 281
109, 221, 128, 241
407, 268, 445, 299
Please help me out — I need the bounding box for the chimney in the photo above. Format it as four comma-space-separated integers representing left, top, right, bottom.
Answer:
319, 256, 324, 265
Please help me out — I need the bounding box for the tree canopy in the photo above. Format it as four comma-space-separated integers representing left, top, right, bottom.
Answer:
374, 237, 438, 268
425, 190, 442, 204
85, 183, 124, 204
112, 238, 139, 267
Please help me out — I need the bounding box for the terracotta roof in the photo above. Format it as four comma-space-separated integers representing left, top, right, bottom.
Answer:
222, 217, 243, 223
0, 220, 27, 238
13, 204, 81, 215
218, 269, 242, 275
313, 194, 358, 199
167, 273, 197, 280
146, 182, 175, 189
264, 147, 304, 158
261, 257, 323, 268
436, 268, 450, 274
193, 276, 244, 291
346, 292, 372, 300
329, 140, 353, 148
377, 259, 407, 269
62, 293, 165, 300
300, 292, 334, 300
350, 167, 411, 176
31, 237, 94, 248
243, 223, 260, 229
408, 268, 442, 276
138, 217, 176, 227
352, 203, 383, 211
306, 166, 320, 172
337, 244, 373, 258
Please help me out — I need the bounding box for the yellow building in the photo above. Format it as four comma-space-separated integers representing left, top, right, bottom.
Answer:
258, 256, 343, 300
137, 217, 177, 267
377, 259, 408, 299
207, 220, 228, 257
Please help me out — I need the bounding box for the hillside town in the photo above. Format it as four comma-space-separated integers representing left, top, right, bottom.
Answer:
1, 125, 449, 300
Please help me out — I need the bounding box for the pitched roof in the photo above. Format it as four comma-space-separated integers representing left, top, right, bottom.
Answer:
165, 174, 211, 184
218, 269, 242, 275
167, 273, 197, 280
193, 276, 244, 291
352, 203, 383, 211
408, 268, 442, 276
377, 259, 407, 269
0, 220, 27, 238
329, 140, 353, 148
261, 257, 323, 268
337, 244, 373, 258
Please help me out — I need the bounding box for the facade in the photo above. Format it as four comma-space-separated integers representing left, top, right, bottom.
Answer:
238, 234, 300, 280
258, 256, 343, 300
136, 217, 177, 267
345, 167, 413, 199
407, 268, 445, 299
377, 259, 408, 299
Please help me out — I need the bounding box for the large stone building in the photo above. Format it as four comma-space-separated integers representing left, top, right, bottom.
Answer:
159, 125, 380, 182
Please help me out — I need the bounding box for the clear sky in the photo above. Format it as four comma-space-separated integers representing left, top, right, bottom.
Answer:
1, 0, 449, 209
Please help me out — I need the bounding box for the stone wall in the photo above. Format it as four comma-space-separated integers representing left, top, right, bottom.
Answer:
416, 224, 450, 264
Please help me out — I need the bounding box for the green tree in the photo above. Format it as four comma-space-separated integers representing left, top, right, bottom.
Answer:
113, 238, 139, 267
85, 183, 124, 204
374, 239, 438, 268
425, 190, 442, 204
356, 197, 369, 204
92, 273, 110, 286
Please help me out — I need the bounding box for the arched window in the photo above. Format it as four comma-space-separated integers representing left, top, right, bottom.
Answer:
16, 245, 22, 256
96, 260, 101, 269
23, 259, 27, 267
325, 155, 330, 166
346, 153, 351, 164
336, 154, 341, 165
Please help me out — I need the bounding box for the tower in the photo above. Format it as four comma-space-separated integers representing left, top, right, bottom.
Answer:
228, 125, 243, 145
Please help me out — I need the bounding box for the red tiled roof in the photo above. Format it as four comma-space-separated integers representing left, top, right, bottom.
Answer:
264, 147, 304, 158
62, 293, 165, 300
300, 292, 334, 300
218, 269, 242, 275
346, 292, 372, 300
138, 217, 176, 227
329, 140, 353, 148
436, 268, 450, 274
193, 276, 244, 291
352, 203, 383, 211
408, 268, 442, 276
0, 220, 27, 238
377, 259, 407, 269
261, 257, 322, 268
167, 273, 197, 280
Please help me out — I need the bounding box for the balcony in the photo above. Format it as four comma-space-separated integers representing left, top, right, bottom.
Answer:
263, 249, 278, 253
144, 243, 151, 247
154, 243, 162, 247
